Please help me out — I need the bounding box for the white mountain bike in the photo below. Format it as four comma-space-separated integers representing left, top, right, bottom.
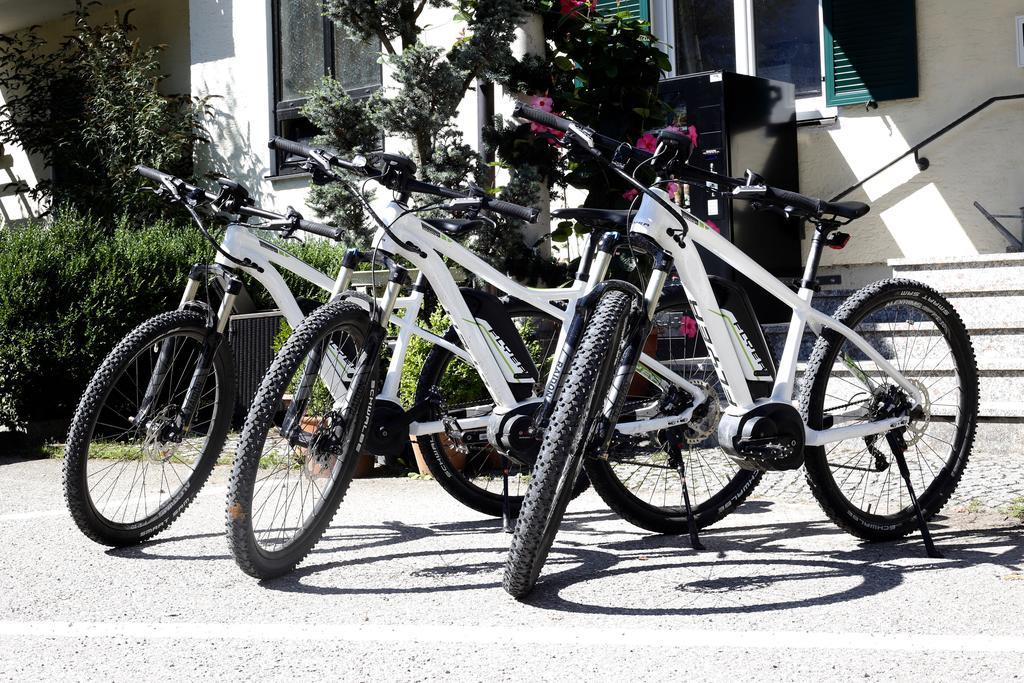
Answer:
503, 104, 979, 597
224, 138, 765, 579
63, 167, 356, 546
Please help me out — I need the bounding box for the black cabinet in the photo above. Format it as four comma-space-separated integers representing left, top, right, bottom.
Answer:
659, 71, 801, 323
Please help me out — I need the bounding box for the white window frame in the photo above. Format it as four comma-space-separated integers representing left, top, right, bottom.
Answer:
650, 0, 837, 121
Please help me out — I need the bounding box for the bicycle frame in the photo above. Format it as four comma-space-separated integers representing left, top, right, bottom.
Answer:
622, 189, 923, 447
285, 199, 708, 440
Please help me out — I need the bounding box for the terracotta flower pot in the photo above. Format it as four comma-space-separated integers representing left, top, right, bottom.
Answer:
410, 438, 432, 476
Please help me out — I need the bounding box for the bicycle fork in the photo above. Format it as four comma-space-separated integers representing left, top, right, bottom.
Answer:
135, 265, 239, 439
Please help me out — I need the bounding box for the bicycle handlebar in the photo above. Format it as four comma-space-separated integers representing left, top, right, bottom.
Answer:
269, 137, 541, 223
513, 104, 846, 221
135, 165, 343, 240
513, 102, 573, 133
513, 102, 655, 166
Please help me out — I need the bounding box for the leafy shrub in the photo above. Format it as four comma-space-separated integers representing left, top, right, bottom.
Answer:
0, 1, 211, 224
398, 307, 485, 409
491, 3, 672, 217
0, 209, 212, 428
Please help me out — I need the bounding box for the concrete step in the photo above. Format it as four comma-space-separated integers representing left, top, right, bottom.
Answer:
889, 253, 1024, 294
763, 322, 1024, 363
812, 290, 1024, 328
965, 418, 1024, 456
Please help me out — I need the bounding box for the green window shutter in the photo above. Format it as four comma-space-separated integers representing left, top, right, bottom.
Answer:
595, 0, 649, 22
824, 0, 918, 106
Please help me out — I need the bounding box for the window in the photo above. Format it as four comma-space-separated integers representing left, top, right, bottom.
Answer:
824, 0, 918, 106
272, 0, 382, 174
673, 0, 827, 115
670, 0, 919, 114
752, 0, 822, 98
675, 1, 736, 74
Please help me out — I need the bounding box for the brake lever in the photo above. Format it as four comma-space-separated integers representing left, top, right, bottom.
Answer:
446, 197, 484, 215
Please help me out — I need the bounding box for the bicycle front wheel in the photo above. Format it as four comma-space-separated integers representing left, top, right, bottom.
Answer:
226, 299, 376, 579
504, 289, 632, 598
801, 279, 978, 540
63, 310, 235, 546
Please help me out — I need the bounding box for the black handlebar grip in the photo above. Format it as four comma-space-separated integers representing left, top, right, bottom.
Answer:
136, 165, 169, 183
513, 102, 572, 133
269, 136, 315, 159
298, 219, 344, 241
486, 199, 540, 223
769, 187, 824, 216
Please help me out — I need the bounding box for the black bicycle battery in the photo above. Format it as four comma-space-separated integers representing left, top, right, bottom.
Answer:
459, 288, 541, 401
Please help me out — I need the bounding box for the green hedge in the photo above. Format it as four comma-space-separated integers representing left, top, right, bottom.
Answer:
0, 209, 360, 430
0, 210, 213, 429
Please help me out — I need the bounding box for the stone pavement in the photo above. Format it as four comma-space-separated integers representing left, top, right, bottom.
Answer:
757, 446, 1024, 510
2, 457, 1024, 680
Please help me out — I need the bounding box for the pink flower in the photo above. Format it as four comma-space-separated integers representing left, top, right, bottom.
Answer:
530, 121, 564, 140
636, 132, 658, 154
679, 315, 698, 339
529, 95, 553, 112
623, 189, 639, 201
559, 0, 594, 15
706, 219, 720, 234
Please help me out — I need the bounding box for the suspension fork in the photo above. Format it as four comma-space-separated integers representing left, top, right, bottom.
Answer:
281, 255, 407, 443
532, 231, 625, 432
591, 250, 674, 454
135, 265, 238, 432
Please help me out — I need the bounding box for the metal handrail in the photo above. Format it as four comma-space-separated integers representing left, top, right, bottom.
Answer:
830, 94, 1024, 201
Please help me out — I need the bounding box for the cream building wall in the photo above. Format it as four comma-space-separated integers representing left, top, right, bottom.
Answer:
794, 1, 1024, 282
0, 0, 190, 223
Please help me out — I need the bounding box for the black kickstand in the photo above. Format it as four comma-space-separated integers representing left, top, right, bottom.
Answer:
669, 436, 704, 551
501, 455, 514, 534
886, 430, 942, 559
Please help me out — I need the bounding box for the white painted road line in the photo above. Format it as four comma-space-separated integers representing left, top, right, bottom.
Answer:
0, 486, 228, 523
2, 621, 1024, 654
0, 510, 65, 522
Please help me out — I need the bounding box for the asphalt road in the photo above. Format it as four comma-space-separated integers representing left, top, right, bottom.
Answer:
2, 456, 1024, 681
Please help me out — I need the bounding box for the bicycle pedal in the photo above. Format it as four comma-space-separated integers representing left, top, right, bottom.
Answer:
441, 415, 469, 455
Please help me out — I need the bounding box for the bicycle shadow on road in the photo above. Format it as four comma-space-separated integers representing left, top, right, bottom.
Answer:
252, 510, 624, 595
518, 512, 1024, 615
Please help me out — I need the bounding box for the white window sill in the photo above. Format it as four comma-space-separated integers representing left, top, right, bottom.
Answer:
796, 95, 837, 124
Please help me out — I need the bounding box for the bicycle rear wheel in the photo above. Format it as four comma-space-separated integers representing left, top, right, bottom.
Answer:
585, 293, 762, 533
414, 301, 584, 516
63, 310, 234, 546
226, 299, 376, 579
503, 289, 632, 598
801, 279, 978, 540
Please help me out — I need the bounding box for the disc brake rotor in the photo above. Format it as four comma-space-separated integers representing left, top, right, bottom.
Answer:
904, 378, 932, 447
682, 380, 721, 446
142, 405, 182, 463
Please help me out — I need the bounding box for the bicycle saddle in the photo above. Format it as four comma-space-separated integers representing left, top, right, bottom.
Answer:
423, 217, 484, 237
551, 208, 631, 229
825, 200, 870, 221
